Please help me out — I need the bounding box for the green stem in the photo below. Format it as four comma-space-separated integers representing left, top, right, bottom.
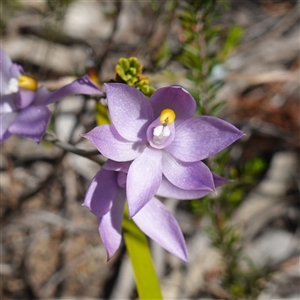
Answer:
123, 207, 163, 300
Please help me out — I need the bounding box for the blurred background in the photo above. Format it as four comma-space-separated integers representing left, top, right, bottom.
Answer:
1, 0, 299, 299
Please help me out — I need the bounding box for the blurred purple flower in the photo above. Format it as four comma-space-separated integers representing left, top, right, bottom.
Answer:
84, 83, 244, 217
0, 47, 103, 143
84, 160, 189, 261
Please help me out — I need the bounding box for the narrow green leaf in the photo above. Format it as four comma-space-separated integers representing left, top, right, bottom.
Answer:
123, 207, 163, 300
219, 25, 243, 61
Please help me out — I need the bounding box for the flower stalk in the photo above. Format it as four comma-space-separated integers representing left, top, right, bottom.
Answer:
123, 206, 163, 300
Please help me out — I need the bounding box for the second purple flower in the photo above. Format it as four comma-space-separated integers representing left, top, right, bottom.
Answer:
0, 47, 103, 143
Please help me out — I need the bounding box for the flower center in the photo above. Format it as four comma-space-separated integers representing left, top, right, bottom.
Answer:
159, 108, 176, 125
8, 78, 19, 93
18, 75, 38, 91
153, 125, 171, 144
6, 75, 38, 95
146, 108, 176, 149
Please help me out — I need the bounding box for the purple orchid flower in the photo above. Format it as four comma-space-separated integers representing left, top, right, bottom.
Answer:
84, 160, 229, 261
84, 83, 244, 217
84, 160, 189, 261
0, 47, 103, 143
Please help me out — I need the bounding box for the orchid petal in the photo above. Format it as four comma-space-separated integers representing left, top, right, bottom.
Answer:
8, 105, 51, 142
99, 190, 125, 260
162, 153, 215, 191
167, 116, 244, 162
0, 48, 19, 94
212, 173, 230, 187
0, 47, 13, 79
43, 75, 103, 105
0, 94, 17, 113
10, 63, 22, 78
0, 112, 17, 143
83, 125, 143, 162
105, 83, 153, 142
127, 147, 162, 217
133, 197, 188, 261
0, 130, 12, 143
83, 169, 119, 217
15, 88, 35, 109
156, 176, 214, 199
31, 87, 51, 106
149, 85, 196, 121
157, 173, 228, 199
103, 160, 131, 173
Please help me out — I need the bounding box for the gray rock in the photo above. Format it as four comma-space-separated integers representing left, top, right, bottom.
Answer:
246, 230, 298, 267
55, 114, 79, 142
63, 1, 113, 40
